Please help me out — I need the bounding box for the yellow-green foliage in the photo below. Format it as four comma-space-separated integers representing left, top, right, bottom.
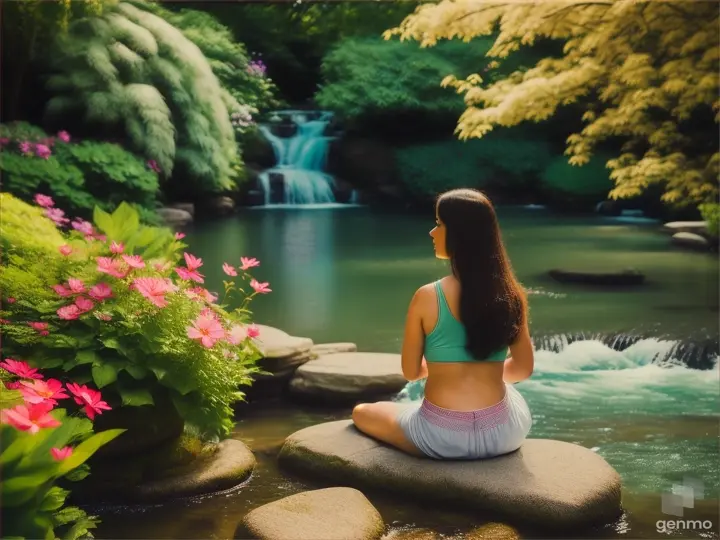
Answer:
0, 192, 65, 256
388, 1, 719, 208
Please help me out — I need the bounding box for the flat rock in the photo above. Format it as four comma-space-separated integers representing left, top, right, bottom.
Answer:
288, 352, 406, 403
132, 439, 255, 503
157, 207, 193, 226
311, 342, 358, 356
255, 325, 314, 359
239, 487, 385, 540
671, 232, 711, 250
662, 221, 708, 235
278, 420, 623, 533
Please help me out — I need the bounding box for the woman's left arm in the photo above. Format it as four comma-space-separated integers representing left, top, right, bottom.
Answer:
401, 287, 428, 381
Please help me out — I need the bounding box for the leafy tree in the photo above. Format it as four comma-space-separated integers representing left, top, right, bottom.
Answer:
387, 1, 719, 208
42, 0, 239, 199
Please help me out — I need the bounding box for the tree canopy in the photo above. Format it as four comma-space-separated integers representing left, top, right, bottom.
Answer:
387, 0, 719, 208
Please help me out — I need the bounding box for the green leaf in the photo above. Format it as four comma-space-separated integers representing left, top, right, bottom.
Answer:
118, 386, 154, 406
93, 206, 116, 238
149, 366, 167, 380
56, 429, 125, 475
100, 337, 121, 350
91, 363, 117, 388
112, 202, 140, 237
64, 463, 90, 482
123, 364, 148, 380
2, 474, 53, 506
75, 350, 99, 365
40, 486, 69, 512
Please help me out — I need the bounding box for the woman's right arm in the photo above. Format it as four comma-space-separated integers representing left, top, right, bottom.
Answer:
503, 321, 534, 383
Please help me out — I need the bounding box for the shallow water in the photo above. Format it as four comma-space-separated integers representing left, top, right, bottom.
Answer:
92, 207, 719, 539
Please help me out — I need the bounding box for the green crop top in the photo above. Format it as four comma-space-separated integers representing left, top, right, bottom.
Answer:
423, 281, 508, 363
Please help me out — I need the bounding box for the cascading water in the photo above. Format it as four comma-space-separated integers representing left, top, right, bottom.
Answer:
257, 110, 339, 206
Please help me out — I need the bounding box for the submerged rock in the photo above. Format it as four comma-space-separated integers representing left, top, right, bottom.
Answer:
239, 487, 385, 540
157, 207, 193, 226
671, 232, 711, 250
288, 352, 406, 403
278, 420, 623, 533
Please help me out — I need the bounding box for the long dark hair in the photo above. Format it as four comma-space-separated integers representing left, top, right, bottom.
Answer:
436, 188, 527, 359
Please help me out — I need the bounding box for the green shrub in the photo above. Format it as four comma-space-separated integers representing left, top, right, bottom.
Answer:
1, 366, 124, 540
0, 122, 160, 221
0, 193, 265, 440
699, 202, 720, 239
395, 135, 552, 197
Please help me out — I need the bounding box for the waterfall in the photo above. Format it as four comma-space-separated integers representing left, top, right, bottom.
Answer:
257, 111, 338, 206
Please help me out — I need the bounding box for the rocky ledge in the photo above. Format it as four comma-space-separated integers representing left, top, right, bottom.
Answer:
278, 419, 623, 533
288, 352, 407, 404
238, 487, 385, 540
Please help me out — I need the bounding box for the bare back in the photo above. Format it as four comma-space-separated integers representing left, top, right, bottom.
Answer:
419, 276, 508, 410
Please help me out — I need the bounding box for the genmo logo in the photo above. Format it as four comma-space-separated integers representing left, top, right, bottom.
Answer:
656, 476, 715, 534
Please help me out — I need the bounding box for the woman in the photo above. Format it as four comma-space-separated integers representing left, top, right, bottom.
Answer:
352, 188, 534, 460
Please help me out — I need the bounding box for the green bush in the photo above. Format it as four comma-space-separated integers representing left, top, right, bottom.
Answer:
395, 135, 552, 197
1, 368, 124, 539
0, 122, 160, 221
699, 202, 720, 239
0, 193, 266, 440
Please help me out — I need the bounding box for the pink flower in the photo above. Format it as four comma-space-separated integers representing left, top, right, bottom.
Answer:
6, 297, 16, 304
1, 402, 61, 434
19, 141, 33, 155
184, 253, 203, 271
122, 254, 145, 269
4, 381, 21, 390
153, 261, 171, 272
97, 257, 128, 279
57, 304, 81, 320
133, 277, 173, 308
247, 324, 261, 338
66, 383, 112, 420
59, 244, 72, 256
67, 278, 85, 294
51, 446, 73, 461
95, 312, 112, 321
75, 296, 94, 313
186, 313, 226, 348
175, 267, 204, 283
250, 279, 272, 294
240, 257, 260, 271
147, 160, 161, 173
71, 219, 94, 235
174, 232, 185, 240
185, 287, 217, 303
110, 241, 124, 254
35, 144, 52, 159
222, 263, 237, 277
0, 358, 43, 380
89, 283, 112, 301
57, 131, 71, 143
226, 324, 247, 345
19, 379, 69, 406
45, 207, 69, 226
34, 194, 55, 207
27, 321, 49, 333
52, 284, 73, 297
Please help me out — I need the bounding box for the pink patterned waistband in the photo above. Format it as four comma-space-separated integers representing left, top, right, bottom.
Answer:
419, 392, 510, 431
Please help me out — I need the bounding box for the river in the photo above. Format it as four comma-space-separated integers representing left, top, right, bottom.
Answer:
93, 206, 719, 539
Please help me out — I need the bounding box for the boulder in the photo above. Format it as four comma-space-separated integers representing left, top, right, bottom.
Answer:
278, 420, 623, 533
466, 523, 520, 540
671, 232, 711, 251
238, 487, 385, 540
662, 221, 709, 235
157, 207, 193, 226
168, 202, 195, 217
310, 342, 358, 356
243, 325, 314, 402
206, 196, 236, 216
288, 352, 406, 404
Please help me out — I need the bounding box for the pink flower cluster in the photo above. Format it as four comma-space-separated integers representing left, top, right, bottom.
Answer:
34, 193, 106, 241
0, 358, 111, 461
4, 130, 71, 161
186, 307, 260, 349
222, 256, 271, 294
53, 278, 113, 320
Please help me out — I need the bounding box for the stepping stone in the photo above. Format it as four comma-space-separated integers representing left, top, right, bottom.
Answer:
671, 232, 711, 250
311, 342, 358, 356
238, 487, 384, 540
278, 420, 623, 533
288, 352, 406, 403
662, 221, 709, 235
